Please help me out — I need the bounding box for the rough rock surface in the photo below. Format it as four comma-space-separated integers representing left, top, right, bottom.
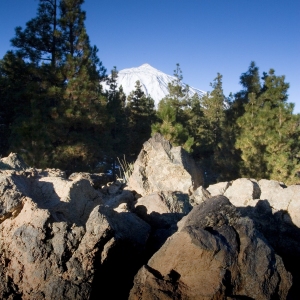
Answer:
0, 152, 28, 171
207, 181, 230, 196
0, 170, 30, 223
0, 159, 151, 300
201, 178, 300, 297
134, 191, 192, 228
1, 149, 300, 300
224, 178, 261, 206
68, 172, 113, 189
129, 196, 293, 300
127, 133, 204, 196
190, 185, 210, 205
259, 179, 300, 226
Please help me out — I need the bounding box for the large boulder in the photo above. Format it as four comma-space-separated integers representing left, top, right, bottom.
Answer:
127, 133, 204, 196
224, 178, 261, 206
259, 179, 300, 226
208, 178, 300, 297
129, 196, 292, 300
0, 170, 30, 223
134, 191, 192, 228
206, 181, 230, 196
0, 165, 151, 299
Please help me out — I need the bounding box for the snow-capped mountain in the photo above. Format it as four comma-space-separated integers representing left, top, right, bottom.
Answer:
102, 63, 206, 107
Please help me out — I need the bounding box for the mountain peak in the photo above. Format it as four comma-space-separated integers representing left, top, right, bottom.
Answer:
102, 64, 206, 107
139, 63, 152, 68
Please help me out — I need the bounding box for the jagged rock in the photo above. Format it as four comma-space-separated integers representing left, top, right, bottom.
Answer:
190, 185, 211, 205
129, 196, 292, 300
0, 162, 151, 299
127, 133, 204, 196
287, 185, 300, 228
39, 168, 66, 178
101, 189, 136, 212
0, 153, 28, 171
1, 151, 299, 299
134, 191, 192, 229
207, 181, 230, 196
106, 180, 124, 195
68, 172, 112, 189
237, 183, 300, 298
259, 179, 300, 224
0, 170, 30, 223
224, 178, 261, 206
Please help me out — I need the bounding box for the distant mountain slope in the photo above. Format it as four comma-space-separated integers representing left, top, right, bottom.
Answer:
102, 63, 206, 107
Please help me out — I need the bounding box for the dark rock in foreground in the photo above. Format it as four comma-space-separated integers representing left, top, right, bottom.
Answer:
1, 140, 299, 299
129, 196, 292, 300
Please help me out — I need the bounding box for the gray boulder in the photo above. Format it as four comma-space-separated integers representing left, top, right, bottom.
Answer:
207, 181, 230, 196
0, 170, 30, 223
224, 178, 261, 206
0, 153, 28, 171
134, 191, 192, 228
0, 163, 151, 300
129, 196, 292, 300
127, 133, 204, 196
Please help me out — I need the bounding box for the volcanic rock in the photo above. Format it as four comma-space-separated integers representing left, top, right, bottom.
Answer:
129, 196, 293, 300
127, 133, 204, 197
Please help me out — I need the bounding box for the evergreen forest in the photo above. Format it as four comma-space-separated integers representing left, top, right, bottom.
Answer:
0, 0, 299, 185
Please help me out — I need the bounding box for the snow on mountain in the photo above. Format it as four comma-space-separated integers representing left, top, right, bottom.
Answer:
102, 63, 206, 107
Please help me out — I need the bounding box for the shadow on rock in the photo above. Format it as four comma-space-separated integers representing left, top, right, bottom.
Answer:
237, 200, 300, 299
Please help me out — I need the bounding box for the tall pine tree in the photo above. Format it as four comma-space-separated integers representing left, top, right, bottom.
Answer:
236, 68, 300, 184
52, 0, 107, 171
152, 64, 194, 152
1, 0, 108, 170
105, 67, 128, 180
126, 80, 155, 159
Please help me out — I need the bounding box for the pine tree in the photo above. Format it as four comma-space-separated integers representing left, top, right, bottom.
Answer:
196, 73, 228, 182
51, 0, 107, 171
2, 0, 108, 170
231, 61, 261, 121
105, 67, 128, 180
152, 64, 194, 152
11, 0, 61, 66
0, 49, 59, 166
221, 62, 262, 180
200, 73, 226, 148
127, 80, 155, 158
2, 0, 63, 166
236, 68, 300, 184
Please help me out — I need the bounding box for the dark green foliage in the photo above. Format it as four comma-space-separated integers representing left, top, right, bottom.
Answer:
1, 4, 299, 187
236, 68, 300, 184
195, 73, 233, 183
152, 64, 194, 152
105, 67, 129, 180
11, 0, 61, 66
0, 0, 108, 171
49, 0, 107, 171
127, 80, 155, 159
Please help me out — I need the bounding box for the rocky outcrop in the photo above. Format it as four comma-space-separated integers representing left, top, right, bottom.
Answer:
129, 196, 292, 300
0, 157, 151, 300
127, 133, 204, 196
224, 178, 261, 206
134, 191, 192, 228
68, 172, 113, 189
0, 152, 28, 171
204, 178, 300, 298
1, 147, 299, 299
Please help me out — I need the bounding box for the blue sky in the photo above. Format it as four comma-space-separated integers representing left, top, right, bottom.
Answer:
1, 0, 299, 113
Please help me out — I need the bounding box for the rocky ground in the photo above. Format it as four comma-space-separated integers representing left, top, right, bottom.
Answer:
1, 134, 299, 299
